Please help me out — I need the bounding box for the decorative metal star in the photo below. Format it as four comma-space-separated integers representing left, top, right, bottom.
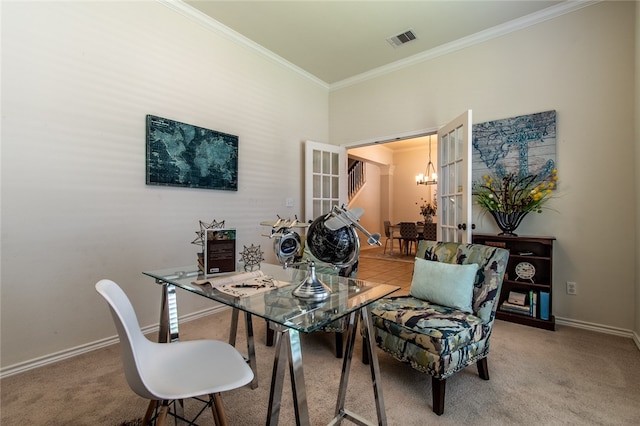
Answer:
239, 244, 264, 271
191, 219, 226, 247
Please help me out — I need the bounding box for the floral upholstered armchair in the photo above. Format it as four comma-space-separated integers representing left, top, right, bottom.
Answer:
362, 240, 509, 415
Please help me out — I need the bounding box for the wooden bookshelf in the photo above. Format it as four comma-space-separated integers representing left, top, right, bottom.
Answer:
472, 234, 556, 331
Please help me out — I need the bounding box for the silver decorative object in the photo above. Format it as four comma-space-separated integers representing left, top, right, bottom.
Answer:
290, 261, 332, 301
262, 206, 381, 302
239, 244, 264, 272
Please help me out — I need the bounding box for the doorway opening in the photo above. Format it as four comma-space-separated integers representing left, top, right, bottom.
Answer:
345, 132, 438, 251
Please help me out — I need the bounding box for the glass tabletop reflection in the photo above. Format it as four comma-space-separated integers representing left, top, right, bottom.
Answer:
143, 263, 399, 334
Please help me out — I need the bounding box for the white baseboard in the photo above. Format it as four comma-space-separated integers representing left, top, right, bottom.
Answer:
2, 309, 638, 379
0, 305, 228, 379
555, 316, 640, 351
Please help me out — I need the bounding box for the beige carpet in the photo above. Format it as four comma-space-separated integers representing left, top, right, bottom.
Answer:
1, 310, 639, 425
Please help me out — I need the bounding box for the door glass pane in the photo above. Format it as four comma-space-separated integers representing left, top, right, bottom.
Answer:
313, 175, 321, 198
442, 134, 449, 164
322, 176, 330, 198
441, 165, 449, 195
456, 194, 462, 229
331, 176, 339, 198
455, 126, 463, 160
322, 152, 330, 174
313, 199, 322, 218
448, 195, 455, 227
313, 150, 321, 173
448, 163, 455, 196
441, 196, 448, 225
448, 132, 456, 163
331, 153, 339, 175
323, 200, 332, 214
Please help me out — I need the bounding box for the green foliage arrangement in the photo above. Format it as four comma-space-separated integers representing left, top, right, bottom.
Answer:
473, 169, 558, 214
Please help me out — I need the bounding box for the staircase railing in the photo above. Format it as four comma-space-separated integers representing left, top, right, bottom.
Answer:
348, 160, 366, 201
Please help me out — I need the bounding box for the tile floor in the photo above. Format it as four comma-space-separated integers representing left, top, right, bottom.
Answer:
356, 247, 414, 295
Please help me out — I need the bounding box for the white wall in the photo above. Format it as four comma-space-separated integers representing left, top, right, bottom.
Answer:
635, 1, 640, 340
1, 1, 328, 370
331, 1, 637, 331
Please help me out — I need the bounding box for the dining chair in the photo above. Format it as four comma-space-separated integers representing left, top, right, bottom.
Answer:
419, 222, 437, 242
96, 279, 254, 426
383, 220, 393, 253
399, 222, 419, 255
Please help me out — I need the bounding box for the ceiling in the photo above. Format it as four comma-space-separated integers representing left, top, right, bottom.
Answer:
184, 0, 565, 85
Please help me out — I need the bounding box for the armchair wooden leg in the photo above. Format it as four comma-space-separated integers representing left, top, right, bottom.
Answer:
477, 357, 490, 380
335, 332, 343, 358
432, 377, 446, 416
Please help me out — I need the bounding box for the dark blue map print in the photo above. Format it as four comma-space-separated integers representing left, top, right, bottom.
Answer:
146, 115, 238, 191
472, 110, 556, 182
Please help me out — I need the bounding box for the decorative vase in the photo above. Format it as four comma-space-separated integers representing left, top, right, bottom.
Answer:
489, 211, 528, 236
423, 215, 433, 223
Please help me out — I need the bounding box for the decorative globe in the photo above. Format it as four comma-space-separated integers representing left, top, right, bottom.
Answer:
305, 214, 360, 268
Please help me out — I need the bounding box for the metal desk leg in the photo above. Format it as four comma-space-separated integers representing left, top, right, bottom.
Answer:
267, 324, 310, 426
156, 282, 185, 425
158, 282, 180, 343
361, 305, 387, 425
229, 309, 259, 389
329, 306, 387, 426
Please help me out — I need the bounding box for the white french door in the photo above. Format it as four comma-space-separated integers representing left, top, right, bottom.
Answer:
437, 110, 473, 243
304, 141, 347, 223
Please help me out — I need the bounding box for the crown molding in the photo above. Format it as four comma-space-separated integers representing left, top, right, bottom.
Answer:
330, 0, 600, 91
158, 0, 599, 92
157, 0, 330, 90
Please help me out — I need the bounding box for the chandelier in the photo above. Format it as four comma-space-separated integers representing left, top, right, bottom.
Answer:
416, 136, 437, 185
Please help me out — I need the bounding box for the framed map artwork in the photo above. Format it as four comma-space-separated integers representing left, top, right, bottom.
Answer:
146, 115, 238, 191
471, 110, 556, 182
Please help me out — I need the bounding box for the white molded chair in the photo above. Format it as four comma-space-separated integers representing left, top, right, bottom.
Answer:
96, 279, 254, 425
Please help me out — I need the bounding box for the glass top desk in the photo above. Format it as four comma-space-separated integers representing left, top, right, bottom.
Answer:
143, 263, 399, 426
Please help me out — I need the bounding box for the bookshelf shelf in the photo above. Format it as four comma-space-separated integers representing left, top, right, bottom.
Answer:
472, 234, 556, 331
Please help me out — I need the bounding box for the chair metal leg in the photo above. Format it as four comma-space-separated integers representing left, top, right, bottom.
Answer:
432, 377, 446, 416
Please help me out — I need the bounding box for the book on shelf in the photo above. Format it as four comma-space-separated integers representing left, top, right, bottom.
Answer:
529, 290, 538, 318
540, 291, 550, 320
500, 301, 531, 315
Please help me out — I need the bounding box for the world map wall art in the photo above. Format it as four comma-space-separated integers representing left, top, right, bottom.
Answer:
471, 110, 556, 182
146, 115, 238, 191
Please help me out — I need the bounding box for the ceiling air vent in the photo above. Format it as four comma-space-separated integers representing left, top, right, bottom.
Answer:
386, 29, 417, 48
